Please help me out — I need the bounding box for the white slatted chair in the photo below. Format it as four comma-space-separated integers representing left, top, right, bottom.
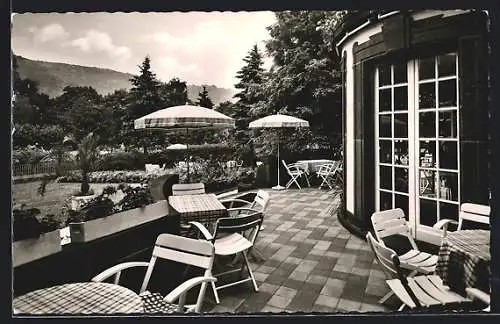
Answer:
316, 161, 340, 189
433, 203, 490, 238
172, 183, 205, 196
219, 190, 270, 217
219, 190, 270, 261
371, 209, 438, 303
366, 232, 489, 311
92, 234, 216, 313
188, 211, 264, 304
282, 160, 310, 189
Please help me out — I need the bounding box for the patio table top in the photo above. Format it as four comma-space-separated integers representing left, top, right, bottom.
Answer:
296, 159, 334, 174
435, 230, 490, 295
13, 282, 144, 315
168, 194, 228, 235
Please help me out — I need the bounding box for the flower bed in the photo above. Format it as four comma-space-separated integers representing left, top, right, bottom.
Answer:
55, 169, 172, 184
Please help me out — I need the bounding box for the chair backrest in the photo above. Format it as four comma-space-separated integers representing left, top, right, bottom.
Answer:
366, 232, 421, 308
172, 183, 205, 196
140, 234, 215, 307
458, 203, 490, 230
214, 211, 264, 244
281, 160, 292, 174
371, 208, 418, 251
251, 190, 270, 212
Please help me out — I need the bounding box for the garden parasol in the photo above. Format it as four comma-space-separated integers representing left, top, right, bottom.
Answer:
249, 113, 309, 190
134, 105, 234, 181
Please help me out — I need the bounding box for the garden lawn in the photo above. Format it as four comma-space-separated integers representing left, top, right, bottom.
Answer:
12, 181, 140, 217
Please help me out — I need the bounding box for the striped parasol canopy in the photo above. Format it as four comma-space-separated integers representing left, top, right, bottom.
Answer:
249, 113, 309, 190
134, 105, 235, 130
249, 113, 309, 129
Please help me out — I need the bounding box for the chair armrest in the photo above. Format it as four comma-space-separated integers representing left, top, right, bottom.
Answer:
163, 276, 217, 305
188, 221, 214, 241
91, 262, 150, 283
432, 219, 458, 237
228, 207, 261, 215
219, 198, 251, 209
466, 288, 490, 305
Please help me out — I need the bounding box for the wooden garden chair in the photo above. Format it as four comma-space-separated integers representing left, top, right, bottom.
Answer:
316, 161, 340, 189
172, 183, 205, 196
188, 211, 264, 304
366, 232, 489, 311
371, 208, 438, 303
281, 160, 309, 189
433, 203, 490, 238
92, 234, 216, 313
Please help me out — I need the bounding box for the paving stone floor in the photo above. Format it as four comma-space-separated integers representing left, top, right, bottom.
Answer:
201, 187, 401, 314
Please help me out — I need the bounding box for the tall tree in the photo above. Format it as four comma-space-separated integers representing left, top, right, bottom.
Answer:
122, 56, 163, 153
251, 11, 345, 158
196, 86, 214, 109
158, 78, 189, 107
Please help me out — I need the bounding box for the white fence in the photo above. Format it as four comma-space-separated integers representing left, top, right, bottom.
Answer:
13, 161, 75, 177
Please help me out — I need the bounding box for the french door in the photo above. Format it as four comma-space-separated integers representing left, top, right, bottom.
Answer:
375, 53, 460, 242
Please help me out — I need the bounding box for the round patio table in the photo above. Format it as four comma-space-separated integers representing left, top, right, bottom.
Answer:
13, 282, 144, 315
435, 230, 490, 296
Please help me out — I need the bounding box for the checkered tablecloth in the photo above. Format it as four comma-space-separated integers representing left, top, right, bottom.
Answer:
168, 194, 228, 235
13, 282, 144, 315
296, 159, 334, 174
436, 230, 490, 296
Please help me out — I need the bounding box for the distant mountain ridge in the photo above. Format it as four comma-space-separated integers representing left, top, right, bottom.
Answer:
14, 55, 237, 105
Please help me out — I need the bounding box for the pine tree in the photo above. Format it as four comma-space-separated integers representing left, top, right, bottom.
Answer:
196, 86, 214, 109
234, 44, 265, 105
122, 56, 163, 153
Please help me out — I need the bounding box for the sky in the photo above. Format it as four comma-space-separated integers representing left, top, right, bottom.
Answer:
11, 12, 276, 89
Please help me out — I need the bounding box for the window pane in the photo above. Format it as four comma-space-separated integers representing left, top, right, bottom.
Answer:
439, 202, 459, 222
438, 53, 456, 77
394, 114, 408, 138
395, 194, 409, 219
394, 62, 407, 83
394, 140, 408, 166
419, 83, 436, 109
419, 112, 435, 138
420, 199, 437, 226
439, 172, 459, 201
380, 166, 392, 190
379, 115, 392, 138
379, 65, 391, 86
439, 79, 457, 107
439, 141, 458, 170
419, 57, 435, 80
395, 167, 409, 193
420, 141, 436, 168
394, 86, 408, 111
379, 89, 391, 112
380, 191, 393, 211
439, 110, 458, 138
420, 170, 436, 198
379, 140, 392, 164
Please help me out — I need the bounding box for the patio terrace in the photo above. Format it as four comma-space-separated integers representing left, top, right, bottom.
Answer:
201, 187, 396, 313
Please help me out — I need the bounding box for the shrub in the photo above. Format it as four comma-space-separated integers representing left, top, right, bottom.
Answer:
56, 168, 173, 184
115, 184, 154, 212
13, 205, 60, 241
67, 186, 117, 223
97, 150, 146, 171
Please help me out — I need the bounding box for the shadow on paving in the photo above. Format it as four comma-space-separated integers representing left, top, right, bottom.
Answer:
199, 187, 399, 314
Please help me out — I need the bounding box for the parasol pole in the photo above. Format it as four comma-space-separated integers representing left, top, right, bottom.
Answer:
273, 129, 285, 190
186, 128, 190, 183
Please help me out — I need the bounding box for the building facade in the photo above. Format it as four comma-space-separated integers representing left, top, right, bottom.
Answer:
336, 10, 491, 245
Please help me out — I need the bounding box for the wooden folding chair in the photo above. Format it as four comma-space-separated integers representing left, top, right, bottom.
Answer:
172, 183, 205, 196
366, 232, 489, 311
433, 203, 490, 238
316, 161, 340, 189
281, 160, 309, 189
188, 212, 264, 304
